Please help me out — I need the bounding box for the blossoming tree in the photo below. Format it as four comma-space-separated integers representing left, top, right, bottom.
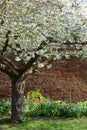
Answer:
0, 0, 87, 123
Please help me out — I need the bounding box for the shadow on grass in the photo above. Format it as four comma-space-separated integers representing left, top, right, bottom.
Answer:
0, 117, 58, 130
0, 116, 87, 130
0, 116, 69, 130
0, 116, 10, 124
0, 116, 10, 130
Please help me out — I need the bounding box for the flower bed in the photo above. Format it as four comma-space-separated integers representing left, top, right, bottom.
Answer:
0, 90, 87, 122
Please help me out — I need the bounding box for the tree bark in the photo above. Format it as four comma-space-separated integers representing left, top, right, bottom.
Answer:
11, 77, 25, 123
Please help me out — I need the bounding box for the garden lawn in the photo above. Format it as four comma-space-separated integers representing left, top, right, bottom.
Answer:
0, 116, 87, 130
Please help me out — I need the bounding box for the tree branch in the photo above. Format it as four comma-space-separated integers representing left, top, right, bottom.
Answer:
0, 19, 4, 25
0, 54, 19, 76
45, 36, 87, 45
0, 64, 14, 78
37, 32, 87, 45
64, 40, 87, 45
19, 40, 47, 75
1, 30, 11, 55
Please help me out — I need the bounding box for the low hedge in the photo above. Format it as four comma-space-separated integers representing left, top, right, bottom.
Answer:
0, 97, 87, 121
24, 99, 87, 118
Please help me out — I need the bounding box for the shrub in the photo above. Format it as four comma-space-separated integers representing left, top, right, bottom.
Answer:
0, 99, 11, 115
24, 98, 52, 117
26, 90, 45, 100
59, 103, 81, 118
1, 94, 87, 122
51, 101, 65, 117
23, 99, 87, 121
77, 101, 87, 117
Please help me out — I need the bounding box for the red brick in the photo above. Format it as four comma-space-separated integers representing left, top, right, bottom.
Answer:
0, 57, 87, 102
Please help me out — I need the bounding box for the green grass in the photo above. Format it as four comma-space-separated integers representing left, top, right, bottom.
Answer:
0, 116, 87, 130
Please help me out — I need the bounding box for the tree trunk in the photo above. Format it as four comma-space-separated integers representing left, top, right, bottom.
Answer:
11, 78, 25, 123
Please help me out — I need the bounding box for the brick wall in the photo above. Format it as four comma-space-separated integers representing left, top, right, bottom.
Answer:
0, 72, 11, 98
0, 57, 87, 102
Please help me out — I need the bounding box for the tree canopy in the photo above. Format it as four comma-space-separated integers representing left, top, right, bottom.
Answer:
0, 0, 87, 75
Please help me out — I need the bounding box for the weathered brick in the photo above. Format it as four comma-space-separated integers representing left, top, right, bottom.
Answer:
0, 57, 87, 102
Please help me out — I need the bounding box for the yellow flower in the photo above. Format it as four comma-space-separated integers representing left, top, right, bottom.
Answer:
24, 109, 27, 113
24, 96, 26, 98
